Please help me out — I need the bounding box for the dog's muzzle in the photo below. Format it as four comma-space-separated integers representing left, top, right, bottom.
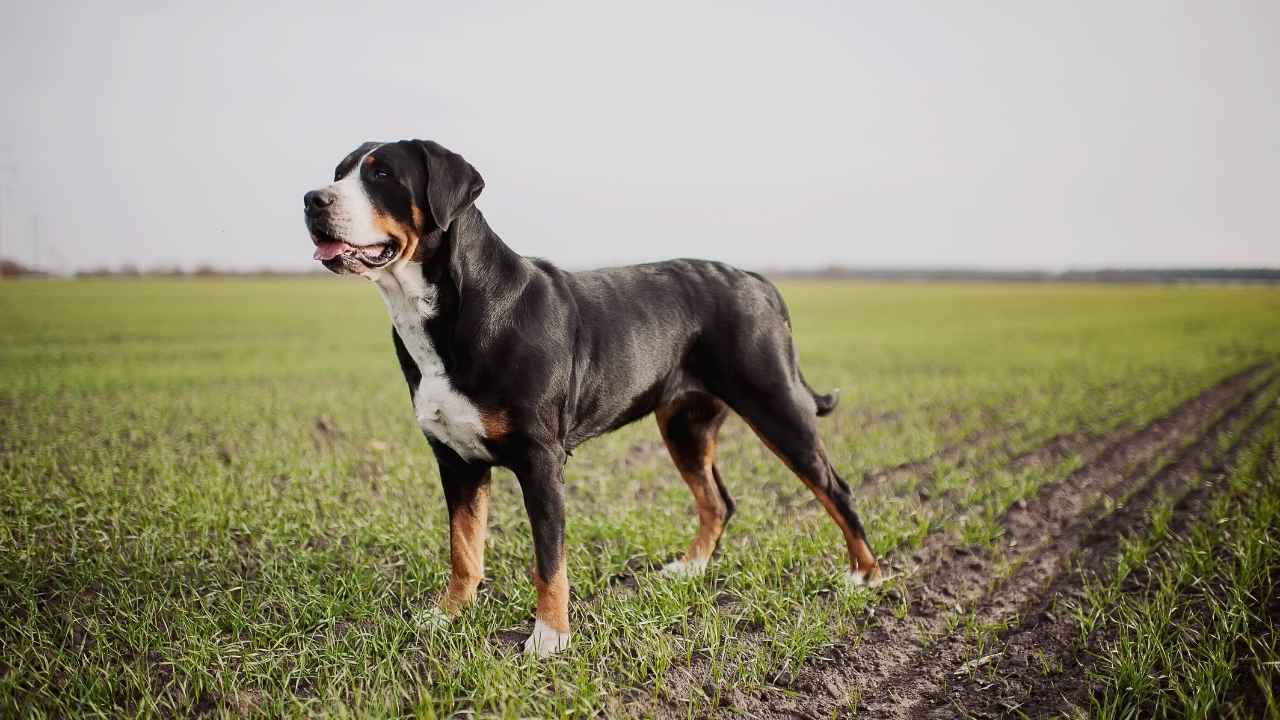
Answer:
303, 190, 398, 272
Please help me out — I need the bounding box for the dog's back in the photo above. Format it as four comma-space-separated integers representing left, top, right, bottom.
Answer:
561, 259, 811, 439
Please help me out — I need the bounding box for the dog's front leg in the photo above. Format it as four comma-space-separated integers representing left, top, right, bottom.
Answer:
514, 447, 571, 657
435, 449, 492, 617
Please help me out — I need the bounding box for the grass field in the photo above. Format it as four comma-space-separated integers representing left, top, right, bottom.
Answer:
2, 278, 1279, 719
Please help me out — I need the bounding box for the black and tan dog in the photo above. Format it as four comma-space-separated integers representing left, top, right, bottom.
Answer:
302, 140, 881, 656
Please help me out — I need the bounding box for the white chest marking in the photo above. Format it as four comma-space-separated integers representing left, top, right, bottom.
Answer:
371, 263, 493, 462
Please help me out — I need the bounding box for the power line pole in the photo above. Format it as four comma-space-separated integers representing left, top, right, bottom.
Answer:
0, 144, 11, 262
32, 214, 40, 273
0, 176, 11, 264
0, 146, 14, 265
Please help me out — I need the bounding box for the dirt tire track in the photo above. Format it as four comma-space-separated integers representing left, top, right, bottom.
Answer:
911, 375, 1280, 718
639, 422, 1107, 717
860, 422, 1022, 488
896, 429, 1100, 549
851, 364, 1274, 720
644, 425, 1108, 718
726, 362, 1270, 720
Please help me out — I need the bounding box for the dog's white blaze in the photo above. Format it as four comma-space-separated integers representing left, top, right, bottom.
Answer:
324, 144, 387, 248
370, 261, 493, 462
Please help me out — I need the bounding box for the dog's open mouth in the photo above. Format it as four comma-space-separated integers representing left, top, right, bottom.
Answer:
312, 236, 398, 268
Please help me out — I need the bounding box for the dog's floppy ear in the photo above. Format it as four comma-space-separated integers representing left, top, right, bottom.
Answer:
416, 140, 484, 231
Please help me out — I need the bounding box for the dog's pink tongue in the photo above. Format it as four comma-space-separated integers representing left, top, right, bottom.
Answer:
313, 240, 352, 261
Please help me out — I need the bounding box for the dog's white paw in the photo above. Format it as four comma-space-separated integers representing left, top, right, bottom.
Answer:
523, 619, 570, 657
845, 567, 887, 589
660, 558, 708, 578
415, 606, 451, 629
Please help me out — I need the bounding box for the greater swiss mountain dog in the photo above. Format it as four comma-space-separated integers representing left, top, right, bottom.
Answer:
302, 140, 881, 656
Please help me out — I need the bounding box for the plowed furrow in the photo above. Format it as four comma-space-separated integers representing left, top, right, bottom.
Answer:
640, 423, 1105, 718
736, 362, 1270, 720
860, 423, 1021, 488
909, 378, 1280, 718
850, 366, 1274, 720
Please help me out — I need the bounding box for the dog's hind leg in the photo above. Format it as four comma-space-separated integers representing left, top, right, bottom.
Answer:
729, 386, 882, 585
655, 392, 734, 577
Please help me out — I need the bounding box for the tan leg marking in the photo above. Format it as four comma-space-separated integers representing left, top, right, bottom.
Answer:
656, 400, 730, 570
525, 551, 571, 656
533, 559, 570, 633
745, 422, 881, 580
672, 457, 726, 564
440, 483, 489, 614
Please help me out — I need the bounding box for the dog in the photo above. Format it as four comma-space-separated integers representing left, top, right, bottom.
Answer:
302, 139, 881, 656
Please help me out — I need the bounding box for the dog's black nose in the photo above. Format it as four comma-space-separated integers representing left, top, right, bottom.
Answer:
304, 190, 334, 212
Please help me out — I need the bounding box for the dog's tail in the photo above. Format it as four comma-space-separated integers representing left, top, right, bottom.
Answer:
804, 379, 840, 417
756, 272, 842, 418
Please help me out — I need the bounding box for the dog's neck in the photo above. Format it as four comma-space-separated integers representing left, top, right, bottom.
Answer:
369, 260, 437, 373
368, 206, 532, 366
433, 206, 532, 302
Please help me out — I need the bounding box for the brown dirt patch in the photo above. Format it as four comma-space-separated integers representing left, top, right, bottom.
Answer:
705, 362, 1272, 719
911, 375, 1279, 718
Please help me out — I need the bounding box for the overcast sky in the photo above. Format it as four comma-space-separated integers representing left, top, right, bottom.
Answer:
1, 1, 1276, 272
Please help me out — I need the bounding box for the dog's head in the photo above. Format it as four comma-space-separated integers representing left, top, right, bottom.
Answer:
303, 140, 484, 274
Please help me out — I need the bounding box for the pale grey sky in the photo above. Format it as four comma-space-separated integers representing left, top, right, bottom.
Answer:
1, 1, 1277, 272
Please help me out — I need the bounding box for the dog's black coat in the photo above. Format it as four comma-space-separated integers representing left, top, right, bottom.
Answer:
306, 140, 877, 642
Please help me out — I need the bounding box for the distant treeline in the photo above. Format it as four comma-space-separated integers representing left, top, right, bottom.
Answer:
72, 264, 329, 279
1, 257, 1277, 284
767, 266, 1280, 284
0, 259, 50, 278
0, 258, 327, 278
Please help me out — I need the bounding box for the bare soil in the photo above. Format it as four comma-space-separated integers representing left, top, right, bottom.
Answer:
676, 362, 1275, 719
911, 374, 1279, 718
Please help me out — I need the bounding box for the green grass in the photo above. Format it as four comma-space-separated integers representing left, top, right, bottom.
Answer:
2, 278, 1279, 718
1080, 407, 1280, 720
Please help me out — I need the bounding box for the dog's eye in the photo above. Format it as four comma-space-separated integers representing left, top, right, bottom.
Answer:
371, 167, 392, 180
